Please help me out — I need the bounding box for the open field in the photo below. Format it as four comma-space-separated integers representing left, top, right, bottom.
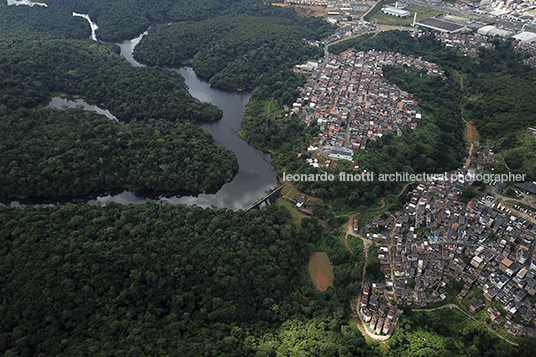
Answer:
275, 198, 308, 225
280, 183, 302, 200
371, 6, 442, 26
309, 252, 334, 291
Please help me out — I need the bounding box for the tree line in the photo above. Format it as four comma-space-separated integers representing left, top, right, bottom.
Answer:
0, 39, 222, 123
43, 0, 311, 42
133, 15, 330, 91
0, 13, 236, 198
0, 107, 237, 199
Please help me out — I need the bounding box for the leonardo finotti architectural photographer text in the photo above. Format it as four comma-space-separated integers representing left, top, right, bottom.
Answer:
282, 171, 526, 183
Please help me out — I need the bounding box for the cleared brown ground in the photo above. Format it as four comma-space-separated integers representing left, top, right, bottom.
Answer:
379, 25, 404, 31
309, 252, 334, 291
461, 76, 480, 167
295, 5, 328, 17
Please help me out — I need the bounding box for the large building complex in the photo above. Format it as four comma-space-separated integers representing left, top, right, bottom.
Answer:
381, 6, 410, 18
478, 25, 514, 37
415, 17, 467, 33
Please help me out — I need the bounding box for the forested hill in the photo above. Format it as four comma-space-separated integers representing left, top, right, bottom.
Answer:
0, 4, 90, 41
0, 108, 238, 198
133, 15, 329, 90
41, 0, 271, 42
0, 204, 374, 356
0, 7, 237, 198
0, 39, 221, 122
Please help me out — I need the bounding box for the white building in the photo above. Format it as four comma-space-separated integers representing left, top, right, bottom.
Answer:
478, 25, 514, 37
381, 6, 410, 18
513, 31, 536, 43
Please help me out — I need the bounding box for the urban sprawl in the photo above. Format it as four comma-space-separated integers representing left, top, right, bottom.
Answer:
285, 4, 536, 338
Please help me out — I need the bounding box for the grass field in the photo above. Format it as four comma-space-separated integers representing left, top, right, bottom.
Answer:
308, 252, 334, 291
280, 184, 302, 200
275, 198, 307, 224
371, 6, 442, 26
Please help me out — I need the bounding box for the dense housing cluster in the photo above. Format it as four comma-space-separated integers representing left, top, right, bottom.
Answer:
364, 168, 536, 337
360, 282, 398, 335
294, 50, 443, 150
435, 32, 495, 57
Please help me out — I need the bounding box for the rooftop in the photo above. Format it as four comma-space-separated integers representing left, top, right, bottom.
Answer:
382, 6, 410, 17
416, 18, 466, 33
513, 31, 536, 44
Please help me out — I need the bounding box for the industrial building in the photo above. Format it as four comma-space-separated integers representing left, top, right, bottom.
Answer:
513, 31, 536, 44
381, 6, 410, 18
329, 147, 354, 160
478, 25, 514, 38
415, 17, 466, 33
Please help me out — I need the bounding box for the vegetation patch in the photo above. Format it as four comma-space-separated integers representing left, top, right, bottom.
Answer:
133, 15, 329, 92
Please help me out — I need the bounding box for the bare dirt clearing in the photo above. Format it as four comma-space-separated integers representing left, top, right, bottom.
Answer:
309, 252, 334, 291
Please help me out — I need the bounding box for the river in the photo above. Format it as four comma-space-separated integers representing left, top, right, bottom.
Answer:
7, 0, 47, 7
162, 67, 277, 210
39, 32, 277, 210
47, 97, 118, 122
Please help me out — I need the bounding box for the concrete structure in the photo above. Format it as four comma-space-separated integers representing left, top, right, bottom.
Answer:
376, 318, 384, 334
361, 307, 372, 322
515, 181, 536, 195
513, 31, 536, 44
471, 255, 484, 268
477, 25, 514, 37
381, 6, 410, 18
415, 17, 466, 33
383, 320, 391, 335
369, 314, 378, 330
329, 147, 354, 160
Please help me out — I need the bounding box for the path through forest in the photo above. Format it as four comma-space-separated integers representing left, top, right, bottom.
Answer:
412, 304, 519, 346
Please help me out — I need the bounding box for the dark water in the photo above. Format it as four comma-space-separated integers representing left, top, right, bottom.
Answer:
163, 68, 277, 210
115, 33, 276, 209
9, 33, 277, 210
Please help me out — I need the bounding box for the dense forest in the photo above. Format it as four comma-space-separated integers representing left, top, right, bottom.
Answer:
0, 5, 240, 198
0, 108, 237, 199
0, 39, 221, 123
0, 4, 90, 41
0, 204, 375, 356
133, 15, 330, 90
40, 0, 308, 42
3, 1, 536, 355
